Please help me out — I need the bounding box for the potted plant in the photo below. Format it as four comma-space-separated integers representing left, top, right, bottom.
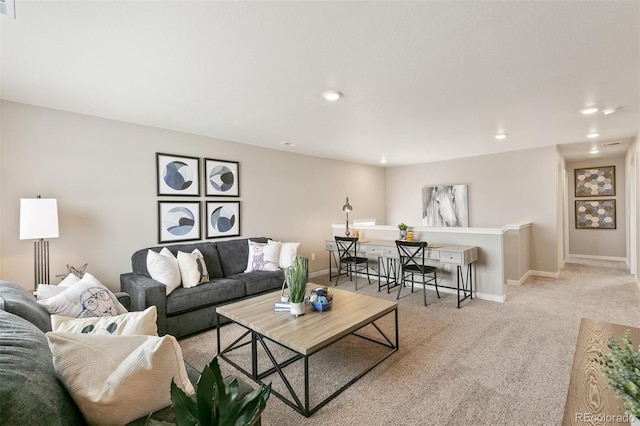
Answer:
149, 356, 271, 426
593, 330, 640, 424
285, 256, 308, 316
398, 223, 408, 239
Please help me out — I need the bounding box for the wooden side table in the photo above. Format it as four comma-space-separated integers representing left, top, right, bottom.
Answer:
563, 318, 640, 425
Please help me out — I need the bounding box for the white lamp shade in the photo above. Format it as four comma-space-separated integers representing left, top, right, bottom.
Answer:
20, 198, 59, 240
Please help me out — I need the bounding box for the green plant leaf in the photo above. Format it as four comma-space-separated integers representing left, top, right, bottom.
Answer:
170, 380, 199, 426
196, 361, 216, 425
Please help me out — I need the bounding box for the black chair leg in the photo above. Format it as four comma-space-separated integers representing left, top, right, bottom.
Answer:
396, 271, 404, 300
423, 278, 428, 306
434, 272, 440, 298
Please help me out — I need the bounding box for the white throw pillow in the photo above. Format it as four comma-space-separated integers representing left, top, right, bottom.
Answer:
245, 240, 280, 272
36, 284, 67, 301
51, 306, 158, 336
46, 332, 194, 426
177, 249, 210, 288
59, 273, 82, 287
37, 273, 82, 301
37, 273, 128, 318
270, 241, 301, 268
147, 247, 181, 295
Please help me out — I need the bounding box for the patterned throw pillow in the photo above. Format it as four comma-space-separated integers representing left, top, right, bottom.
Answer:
51, 306, 157, 336
37, 273, 128, 318
177, 249, 209, 288
245, 240, 280, 272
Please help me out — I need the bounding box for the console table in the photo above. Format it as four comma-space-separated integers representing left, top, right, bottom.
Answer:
325, 239, 478, 308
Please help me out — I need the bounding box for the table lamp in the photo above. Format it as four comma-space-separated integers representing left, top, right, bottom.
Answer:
20, 196, 59, 289
342, 196, 352, 236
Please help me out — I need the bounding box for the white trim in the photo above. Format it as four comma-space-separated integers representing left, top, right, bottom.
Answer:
529, 270, 560, 278
476, 292, 507, 303
567, 254, 627, 262
309, 269, 329, 278
501, 223, 532, 232
506, 270, 532, 286
332, 223, 505, 235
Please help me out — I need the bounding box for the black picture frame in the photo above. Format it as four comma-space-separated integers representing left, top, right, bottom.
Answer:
204, 158, 240, 197
157, 153, 201, 196
158, 201, 202, 243
206, 201, 241, 239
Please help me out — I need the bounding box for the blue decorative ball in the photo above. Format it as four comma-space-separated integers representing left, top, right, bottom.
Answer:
309, 287, 333, 311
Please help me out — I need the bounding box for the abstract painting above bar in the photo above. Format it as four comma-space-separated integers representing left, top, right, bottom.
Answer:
422, 184, 469, 227
575, 199, 616, 229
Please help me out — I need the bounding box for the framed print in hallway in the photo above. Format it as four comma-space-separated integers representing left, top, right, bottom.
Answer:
157, 153, 201, 196
575, 199, 616, 229
206, 201, 240, 238
574, 165, 615, 197
205, 158, 239, 197
158, 201, 201, 243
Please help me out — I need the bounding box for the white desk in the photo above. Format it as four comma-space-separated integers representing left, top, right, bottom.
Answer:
325, 239, 478, 308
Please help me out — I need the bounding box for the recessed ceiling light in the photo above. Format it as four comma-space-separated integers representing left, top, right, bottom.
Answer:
322, 90, 343, 101
495, 133, 507, 140
590, 148, 600, 154
281, 141, 296, 147
380, 157, 388, 164
587, 132, 599, 138
602, 108, 617, 115
579, 106, 600, 115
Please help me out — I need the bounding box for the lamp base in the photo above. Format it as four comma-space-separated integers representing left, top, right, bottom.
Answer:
34, 239, 50, 290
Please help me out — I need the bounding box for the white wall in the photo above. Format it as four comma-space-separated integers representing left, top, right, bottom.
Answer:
385, 146, 559, 273
0, 101, 387, 291
566, 156, 626, 258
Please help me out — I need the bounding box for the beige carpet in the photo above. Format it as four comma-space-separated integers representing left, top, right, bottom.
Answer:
179, 258, 640, 426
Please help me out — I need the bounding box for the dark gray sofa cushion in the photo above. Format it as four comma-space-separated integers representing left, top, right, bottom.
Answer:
132, 242, 224, 279
0, 280, 52, 333
216, 237, 268, 277
0, 310, 84, 426
228, 271, 284, 296
166, 278, 246, 315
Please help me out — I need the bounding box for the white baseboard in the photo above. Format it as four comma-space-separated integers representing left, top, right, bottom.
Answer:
506, 269, 559, 286
309, 269, 330, 278
567, 254, 627, 262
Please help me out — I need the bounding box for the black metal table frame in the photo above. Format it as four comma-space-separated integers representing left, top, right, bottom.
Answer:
216, 307, 398, 417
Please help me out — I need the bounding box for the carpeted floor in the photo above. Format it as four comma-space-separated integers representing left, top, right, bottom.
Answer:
179, 258, 640, 426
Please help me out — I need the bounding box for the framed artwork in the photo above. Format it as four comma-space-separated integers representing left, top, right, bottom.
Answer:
157, 153, 201, 196
422, 184, 469, 227
575, 199, 616, 229
205, 158, 239, 197
158, 201, 201, 243
575, 165, 615, 197
206, 201, 240, 239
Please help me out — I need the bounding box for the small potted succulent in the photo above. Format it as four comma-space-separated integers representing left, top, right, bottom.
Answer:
593, 330, 640, 424
398, 223, 408, 239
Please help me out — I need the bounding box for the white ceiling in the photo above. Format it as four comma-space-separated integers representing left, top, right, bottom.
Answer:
1, 1, 638, 166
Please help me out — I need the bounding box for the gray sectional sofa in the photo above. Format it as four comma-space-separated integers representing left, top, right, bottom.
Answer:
120, 237, 285, 338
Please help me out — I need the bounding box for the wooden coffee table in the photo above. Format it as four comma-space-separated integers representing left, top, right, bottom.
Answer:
216, 283, 398, 417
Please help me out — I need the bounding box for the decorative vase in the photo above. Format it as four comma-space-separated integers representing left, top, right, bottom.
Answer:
399, 229, 407, 239
290, 302, 305, 316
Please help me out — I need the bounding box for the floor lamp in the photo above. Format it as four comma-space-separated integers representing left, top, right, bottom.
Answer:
20, 196, 59, 290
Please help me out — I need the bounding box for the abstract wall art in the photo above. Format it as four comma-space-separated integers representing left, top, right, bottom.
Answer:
157, 153, 201, 196
158, 201, 201, 243
205, 158, 239, 197
574, 165, 615, 197
206, 201, 240, 238
575, 199, 616, 229
422, 184, 469, 227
